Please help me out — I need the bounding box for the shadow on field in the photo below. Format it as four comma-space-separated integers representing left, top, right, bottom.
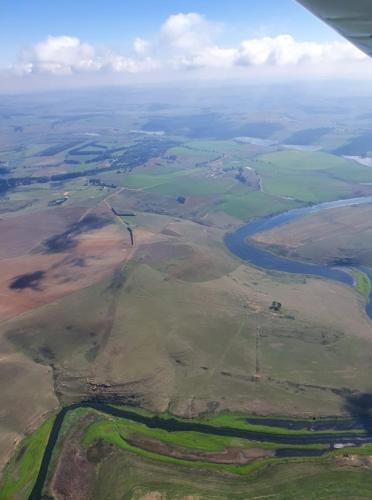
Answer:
9, 270, 46, 291
343, 392, 372, 432
42, 214, 110, 253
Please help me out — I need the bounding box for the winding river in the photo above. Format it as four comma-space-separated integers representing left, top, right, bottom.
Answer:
28, 402, 372, 500
27, 197, 372, 499
224, 196, 372, 319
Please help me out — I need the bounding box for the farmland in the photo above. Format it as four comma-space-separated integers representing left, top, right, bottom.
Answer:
1, 85, 372, 497
5, 404, 372, 499
253, 202, 372, 268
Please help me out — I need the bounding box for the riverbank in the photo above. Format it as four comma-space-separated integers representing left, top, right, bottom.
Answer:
224, 196, 372, 319
3, 402, 372, 499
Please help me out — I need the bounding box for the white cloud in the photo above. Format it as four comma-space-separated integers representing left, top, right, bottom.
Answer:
178, 46, 237, 69
18, 35, 157, 75
133, 37, 150, 56
160, 12, 218, 52
11, 13, 368, 80
236, 35, 365, 67
21, 36, 98, 75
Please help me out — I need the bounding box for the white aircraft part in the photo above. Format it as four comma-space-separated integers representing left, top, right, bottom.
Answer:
297, 0, 372, 56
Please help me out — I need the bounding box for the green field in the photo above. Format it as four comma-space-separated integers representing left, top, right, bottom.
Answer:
101, 160, 302, 221
0, 416, 54, 500
255, 150, 372, 203
3, 89, 372, 498
216, 190, 300, 219
4, 406, 372, 499
101, 148, 372, 222
353, 269, 372, 299
96, 456, 372, 500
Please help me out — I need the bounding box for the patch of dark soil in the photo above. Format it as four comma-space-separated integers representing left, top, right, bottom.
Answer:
48, 414, 97, 500
86, 439, 114, 464
276, 448, 325, 458
125, 434, 274, 464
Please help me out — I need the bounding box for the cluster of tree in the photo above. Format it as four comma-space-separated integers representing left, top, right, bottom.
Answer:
39, 140, 82, 157
235, 167, 248, 184
0, 138, 178, 195
88, 178, 117, 188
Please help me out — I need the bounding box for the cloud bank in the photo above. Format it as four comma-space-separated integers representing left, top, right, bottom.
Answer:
8, 12, 369, 81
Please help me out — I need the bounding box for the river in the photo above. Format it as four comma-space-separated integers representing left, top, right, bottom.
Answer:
224, 196, 372, 319
28, 401, 372, 500
27, 197, 372, 499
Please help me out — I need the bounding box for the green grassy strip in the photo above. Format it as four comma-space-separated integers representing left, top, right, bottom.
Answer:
81, 416, 325, 454
352, 269, 371, 299
196, 412, 366, 436
333, 443, 372, 456
82, 418, 232, 452
81, 416, 368, 478
0, 415, 55, 500
1, 406, 368, 499
112, 405, 365, 436
81, 419, 271, 476
109, 406, 364, 437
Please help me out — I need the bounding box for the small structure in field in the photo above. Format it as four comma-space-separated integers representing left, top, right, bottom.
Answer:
111, 208, 136, 217
48, 197, 68, 207
270, 301, 282, 312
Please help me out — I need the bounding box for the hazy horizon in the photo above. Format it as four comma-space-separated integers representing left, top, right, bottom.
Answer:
1, 0, 372, 93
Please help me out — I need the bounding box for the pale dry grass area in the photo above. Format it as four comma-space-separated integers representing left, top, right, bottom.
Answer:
2, 205, 372, 477
0, 345, 57, 472
252, 204, 372, 266
219, 265, 372, 338
0, 205, 137, 472
137, 493, 200, 500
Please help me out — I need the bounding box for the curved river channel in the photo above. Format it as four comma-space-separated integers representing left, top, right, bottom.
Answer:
28, 402, 372, 500
28, 197, 372, 499
224, 196, 372, 319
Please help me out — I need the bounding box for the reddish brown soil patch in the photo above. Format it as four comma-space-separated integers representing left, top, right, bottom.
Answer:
49, 415, 98, 500
0, 207, 85, 259
126, 435, 274, 464
0, 223, 132, 320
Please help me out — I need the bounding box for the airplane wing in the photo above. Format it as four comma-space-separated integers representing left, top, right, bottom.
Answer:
296, 0, 372, 56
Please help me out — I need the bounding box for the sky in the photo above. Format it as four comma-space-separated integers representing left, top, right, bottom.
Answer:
0, 0, 371, 92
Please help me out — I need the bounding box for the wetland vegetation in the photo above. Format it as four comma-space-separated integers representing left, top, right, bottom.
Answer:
4, 402, 372, 499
